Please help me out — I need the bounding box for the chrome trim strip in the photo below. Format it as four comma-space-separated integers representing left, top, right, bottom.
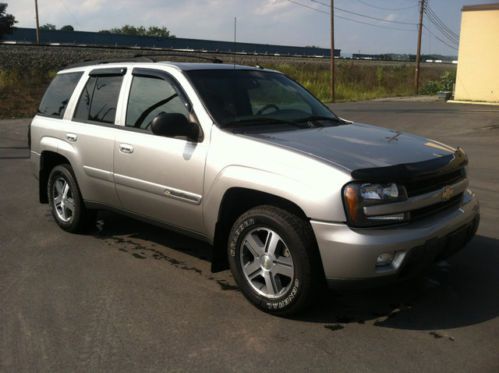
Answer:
114, 173, 202, 205
364, 178, 468, 216
83, 165, 114, 182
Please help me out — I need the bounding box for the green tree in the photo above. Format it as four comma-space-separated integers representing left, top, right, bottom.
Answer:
40, 23, 56, 31
0, 3, 16, 39
60, 25, 74, 31
103, 25, 175, 38
145, 26, 174, 38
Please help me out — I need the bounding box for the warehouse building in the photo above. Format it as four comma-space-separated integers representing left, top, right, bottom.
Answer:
4, 28, 341, 58
454, 3, 499, 103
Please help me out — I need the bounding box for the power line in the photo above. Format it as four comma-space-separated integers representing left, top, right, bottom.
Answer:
426, 6, 459, 38
288, 0, 329, 14
57, 0, 81, 28
424, 11, 459, 45
424, 6, 459, 44
423, 25, 458, 50
354, 0, 417, 11
309, 0, 417, 25
335, 13, 415, 31
425, 9, 458, 39
286, 0, 416, 31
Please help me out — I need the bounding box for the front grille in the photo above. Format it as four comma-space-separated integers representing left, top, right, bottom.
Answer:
404, 168, 466, 197
410, 193, 463, 221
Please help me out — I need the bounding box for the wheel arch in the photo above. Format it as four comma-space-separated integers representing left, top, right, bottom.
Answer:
210, 187, 319, 273
39, 151, 73, 203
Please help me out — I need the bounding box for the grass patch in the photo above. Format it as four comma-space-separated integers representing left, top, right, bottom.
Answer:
268, 61, 451, 102
0, 68, 55, 119
0, 59, 455, 119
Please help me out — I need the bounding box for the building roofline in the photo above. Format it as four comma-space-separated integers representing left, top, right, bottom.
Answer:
462, 3, 499, 12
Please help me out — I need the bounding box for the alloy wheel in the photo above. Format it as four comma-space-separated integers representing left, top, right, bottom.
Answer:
239, 227, 295, 299
52, 177, 75, 223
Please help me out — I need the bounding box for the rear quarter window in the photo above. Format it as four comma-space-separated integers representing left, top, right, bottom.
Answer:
38, 72, 83, 118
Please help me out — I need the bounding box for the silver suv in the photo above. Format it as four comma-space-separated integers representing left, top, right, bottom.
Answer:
30, 61, 480, 315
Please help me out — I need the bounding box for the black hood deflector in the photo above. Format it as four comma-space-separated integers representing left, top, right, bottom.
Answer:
351, 147, 468, 183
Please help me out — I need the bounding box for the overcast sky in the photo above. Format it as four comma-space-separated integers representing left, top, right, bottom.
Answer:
7, 0, 491, 56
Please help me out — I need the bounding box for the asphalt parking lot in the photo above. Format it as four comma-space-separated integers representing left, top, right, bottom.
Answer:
1, 101, 498, 372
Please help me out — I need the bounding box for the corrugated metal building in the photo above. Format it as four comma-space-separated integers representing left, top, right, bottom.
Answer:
4, 28, 341, 57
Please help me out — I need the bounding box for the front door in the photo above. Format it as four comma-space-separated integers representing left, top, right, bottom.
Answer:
113, 69, 207, 235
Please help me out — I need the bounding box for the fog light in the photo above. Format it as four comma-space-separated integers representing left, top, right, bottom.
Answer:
376, 252, 395, 266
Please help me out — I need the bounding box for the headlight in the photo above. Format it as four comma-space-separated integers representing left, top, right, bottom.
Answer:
360, 183, 399, 200
343, 182, 408, 227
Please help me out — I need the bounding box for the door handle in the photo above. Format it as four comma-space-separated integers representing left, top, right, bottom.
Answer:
119, 144, 134, 154
66, 133, 77, 142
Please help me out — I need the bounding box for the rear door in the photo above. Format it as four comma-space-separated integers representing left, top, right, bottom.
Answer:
113, 68, 208, 235
67, 67, 127, 208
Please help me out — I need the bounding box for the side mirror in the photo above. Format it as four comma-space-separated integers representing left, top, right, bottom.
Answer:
151, 113, 200, 141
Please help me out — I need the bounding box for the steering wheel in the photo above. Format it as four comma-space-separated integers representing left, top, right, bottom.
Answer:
256, 104, 279, 116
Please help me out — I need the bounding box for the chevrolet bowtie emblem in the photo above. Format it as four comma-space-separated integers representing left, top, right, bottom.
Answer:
442, 185, 454, 201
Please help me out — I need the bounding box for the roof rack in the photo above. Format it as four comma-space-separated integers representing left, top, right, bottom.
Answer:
64, 56, 154, 69
64, 53, 223, 70
133, 53, 223, 63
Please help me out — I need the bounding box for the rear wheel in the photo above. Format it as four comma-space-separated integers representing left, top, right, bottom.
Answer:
228, 205, 321, 316
47, 164, 94, 233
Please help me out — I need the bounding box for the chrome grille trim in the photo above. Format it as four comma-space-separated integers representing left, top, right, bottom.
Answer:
363, 178, 468, 217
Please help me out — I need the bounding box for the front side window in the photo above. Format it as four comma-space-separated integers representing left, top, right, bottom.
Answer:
126, 75, 189, 129
74, 75, 123, 124
185, 69, 338, 128
38, 72, 83, 118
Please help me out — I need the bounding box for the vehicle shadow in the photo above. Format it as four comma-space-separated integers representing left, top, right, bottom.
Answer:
89, 211, 244, 291
91, 211, 499, 331
92, 210, 213, 263
298, 234, 499, 332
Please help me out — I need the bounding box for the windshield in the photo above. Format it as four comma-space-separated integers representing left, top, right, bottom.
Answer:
185, 69, 339, 128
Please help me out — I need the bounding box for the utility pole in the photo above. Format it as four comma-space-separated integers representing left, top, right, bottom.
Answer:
34, 0, 40, 45
414, 0, 425, 94
233, 17, 237, 67
330, 0, 335, 103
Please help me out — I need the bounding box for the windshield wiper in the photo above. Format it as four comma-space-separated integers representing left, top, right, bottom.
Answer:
222, 117, 308, 129
295, 115, 345, 126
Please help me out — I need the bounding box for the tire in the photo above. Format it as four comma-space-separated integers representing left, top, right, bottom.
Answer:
47, 164, 94, 233
227, 205, 322, 316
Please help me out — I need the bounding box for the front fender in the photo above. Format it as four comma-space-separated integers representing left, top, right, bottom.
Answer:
202, 165, 349, 242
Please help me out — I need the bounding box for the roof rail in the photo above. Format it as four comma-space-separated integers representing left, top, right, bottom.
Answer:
63, 53, 223, 70
133, 53, 223, 63
64, 56, 154, 69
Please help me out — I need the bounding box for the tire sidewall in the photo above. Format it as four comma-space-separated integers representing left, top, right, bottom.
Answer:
228, 210, 311, 314
47, 165, 83, 232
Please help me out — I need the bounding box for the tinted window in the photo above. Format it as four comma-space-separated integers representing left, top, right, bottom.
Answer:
74, 75, 123, 124
186, 70, 336, 127
38, 72, 83, 118
126, 76, 189, 129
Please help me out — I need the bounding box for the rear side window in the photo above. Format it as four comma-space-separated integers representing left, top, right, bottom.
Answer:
38, 72, 83, 118
74, 75, 123, 124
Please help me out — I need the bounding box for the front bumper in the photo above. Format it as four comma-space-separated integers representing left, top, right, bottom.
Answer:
311, 189, 479, 286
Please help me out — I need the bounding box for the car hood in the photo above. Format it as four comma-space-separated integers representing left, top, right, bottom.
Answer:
242, 123, 459, 173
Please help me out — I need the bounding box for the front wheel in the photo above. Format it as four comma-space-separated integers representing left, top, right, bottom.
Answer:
227, 205, 322, 316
